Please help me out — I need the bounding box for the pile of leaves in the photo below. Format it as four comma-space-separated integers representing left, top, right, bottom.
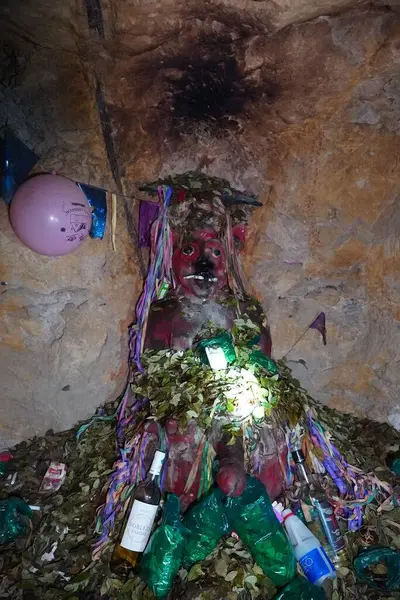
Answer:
1, 317, 400, 599
1, 404, 399, 600
0, 416, 118, 599
139, 171, 260, 208
139, 170, 260, 231
133, 318, 305, 434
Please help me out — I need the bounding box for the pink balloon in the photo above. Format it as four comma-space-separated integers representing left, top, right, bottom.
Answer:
10, 174, 92, 256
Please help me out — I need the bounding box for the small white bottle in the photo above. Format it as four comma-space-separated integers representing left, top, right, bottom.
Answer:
282, 508, 336, 586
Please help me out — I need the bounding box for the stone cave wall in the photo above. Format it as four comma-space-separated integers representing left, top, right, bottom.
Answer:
0, 0, 399, 446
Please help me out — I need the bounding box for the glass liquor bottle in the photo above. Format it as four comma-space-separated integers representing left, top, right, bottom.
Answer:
111, 450, 165, 570
292, 449, 348, 566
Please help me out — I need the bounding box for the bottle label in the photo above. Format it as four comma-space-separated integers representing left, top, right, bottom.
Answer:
149, 451, 166, 476
120, 500, 158, 552
313, 500, 345, 552
299, 547, 334, 584
205, 346, 228, 370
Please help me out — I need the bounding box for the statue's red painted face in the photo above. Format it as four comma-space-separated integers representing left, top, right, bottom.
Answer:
173, 230, 228, 298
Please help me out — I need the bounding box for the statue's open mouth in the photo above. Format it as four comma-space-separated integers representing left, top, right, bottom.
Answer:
183, 274, 218, 282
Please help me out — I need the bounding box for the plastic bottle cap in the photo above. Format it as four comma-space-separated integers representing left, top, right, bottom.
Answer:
272, 501, 284, 514
149, 450, 166, 475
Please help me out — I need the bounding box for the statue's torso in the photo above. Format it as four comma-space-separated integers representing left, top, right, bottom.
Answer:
145, 295, 236, 351
145, 292, 272, 356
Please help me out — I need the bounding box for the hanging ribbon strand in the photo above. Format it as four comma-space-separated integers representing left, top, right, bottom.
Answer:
90, 187, 173, 560
128, 185, 173, 370
224, 213, 246, 301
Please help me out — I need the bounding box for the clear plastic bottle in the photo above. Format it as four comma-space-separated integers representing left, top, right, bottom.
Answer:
282, 508, 336, 587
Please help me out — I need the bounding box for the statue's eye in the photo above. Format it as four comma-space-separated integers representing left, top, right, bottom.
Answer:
183, 245, 194, 256
212, 248, 221, 257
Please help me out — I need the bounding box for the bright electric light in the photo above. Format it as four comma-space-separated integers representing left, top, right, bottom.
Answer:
221, 368, 267, 421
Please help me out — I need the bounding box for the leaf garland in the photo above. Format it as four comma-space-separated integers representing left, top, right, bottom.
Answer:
132, 318, 304, 434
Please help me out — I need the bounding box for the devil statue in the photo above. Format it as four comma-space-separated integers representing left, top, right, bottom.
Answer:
137, 174, 287, 510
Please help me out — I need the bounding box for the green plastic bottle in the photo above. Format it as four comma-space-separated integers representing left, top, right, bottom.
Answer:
224, 476, 296, 587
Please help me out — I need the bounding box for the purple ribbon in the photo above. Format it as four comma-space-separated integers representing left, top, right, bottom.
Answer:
139, 200, 159, 248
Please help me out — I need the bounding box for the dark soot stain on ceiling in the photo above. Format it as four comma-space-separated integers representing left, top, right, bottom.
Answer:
163, 54, 279, 124
172, 57, 248, 119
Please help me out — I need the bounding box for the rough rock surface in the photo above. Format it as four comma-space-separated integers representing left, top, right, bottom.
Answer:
1, 0, 399, 444
0, 197, 141, 448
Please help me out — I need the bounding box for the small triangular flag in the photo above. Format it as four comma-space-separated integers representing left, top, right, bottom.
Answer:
310, 312, 327, 345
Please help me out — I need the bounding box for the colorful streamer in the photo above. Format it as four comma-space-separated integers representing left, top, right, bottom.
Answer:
139, 200, 159, 248
305, 412, 392, 531
129, 185, 173, 370
91, 189, 173, 558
